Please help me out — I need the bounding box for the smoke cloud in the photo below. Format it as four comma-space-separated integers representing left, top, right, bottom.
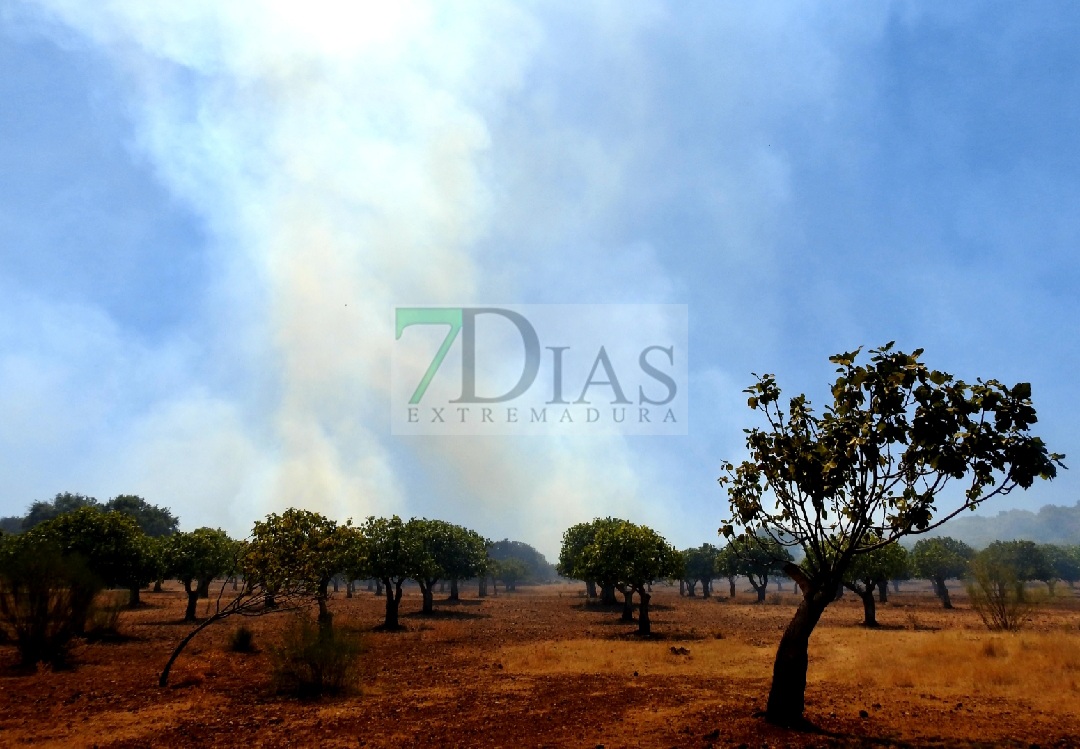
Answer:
11, 0, 676, 554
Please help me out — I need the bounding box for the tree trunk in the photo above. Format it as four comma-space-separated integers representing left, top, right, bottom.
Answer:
891, 579, 900, 594
184, 582, 199, 623
876, 580, 888, 603
765, 587, 833, 726
934, 576, 953, 609
128, 584, 141, 608
346, 580, 354, 599
701, 579, 711, 599
478, 577, 487, 598
332, 577, 339, 593
586, 580, 597, 598
375, 579, 383, 596
857, 587, 878, 627
729, 578, 736, 598
679, 580, 685, 596
317, 581, 332, 633
686, 580, 697, 597
449, 579, 460, 601
153, 577, 163, 593
601, 583, 617, 605
421, 581, 434, 614
637, 588, 651, 635
621, 587, 634, 621
383, 579, 402, 629
367, 579, 374, 592
197, 578, 211, 599
752, 581, 767, 603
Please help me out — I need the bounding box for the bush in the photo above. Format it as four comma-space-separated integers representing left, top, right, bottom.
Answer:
229, 625, 257, 653
0, 537, 103, 667
270, 615, 365, 697
966, 555, 1036, 631
85, 591, 128, 641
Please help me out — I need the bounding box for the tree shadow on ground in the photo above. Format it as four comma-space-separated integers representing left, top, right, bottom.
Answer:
402, 609, 491, 621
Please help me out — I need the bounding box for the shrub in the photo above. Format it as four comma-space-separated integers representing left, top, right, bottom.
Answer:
270, 615, 365, 697
966, 555, 1036, 631
0, 537, 103, 667
229, 625, 257, 653
85, 591, 128, 641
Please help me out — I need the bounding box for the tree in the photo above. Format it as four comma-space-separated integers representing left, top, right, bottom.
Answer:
165, 528, 236, 622
714, 544, 740, 598
729, 533, 793, 603
839, 537, 908, 626
980, 540, 1051, 601
0, 530, 103, 666
103, 495, 179, 537
558, 518, 626, 604
910, 536, 974, 609
489, 539, 557, 582
496, 557, 529, 591
719, 344, 1063, 726
245, 509, 354, 631
21, 492, 100, 531
681, 544, 721, 598
357, 516, 418, 630
578, 520, 682, 635
1043, 544, 1080, 591
34, 508, 154, 613
406, 519, 486, 613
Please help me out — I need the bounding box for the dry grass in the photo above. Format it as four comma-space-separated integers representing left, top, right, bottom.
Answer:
498, 637, 774, 678
807, 627, 1080, 713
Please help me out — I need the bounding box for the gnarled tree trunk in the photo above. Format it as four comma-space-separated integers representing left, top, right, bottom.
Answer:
382, 579, 403, 629
449, 579, 460, 601
766, 579, 834, 726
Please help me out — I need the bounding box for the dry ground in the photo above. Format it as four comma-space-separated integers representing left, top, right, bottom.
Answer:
1, 580, 1078, 748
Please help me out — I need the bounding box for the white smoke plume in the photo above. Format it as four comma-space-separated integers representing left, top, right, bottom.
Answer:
14, 0, 675, 554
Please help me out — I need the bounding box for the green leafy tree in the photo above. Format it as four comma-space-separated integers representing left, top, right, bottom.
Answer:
729, 533, 793, 603
489, 539, 557, 582
103, 495, 179, 537
714, 544, 741, 598
245, 509, 354, 631
558, 517, 626, 604
34, 508, 154, 613
681, 543, 721, 598
719, 344, 1063, 726
21, 492, 100, 531
980, 540, 1051, 601
578, 520, 682, 635
165, 528, 236, 622
496, 557, 529, 591
839, 537, 909, 626
1043, 544, 1080, 591
910, 536, 974, 609
0, 531, 103, 666
356, 516, 420, 630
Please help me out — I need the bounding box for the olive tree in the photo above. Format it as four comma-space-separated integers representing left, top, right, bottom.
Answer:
910, 536, 974, 608
719, 344, 1063, 726
578, 520, 682, 635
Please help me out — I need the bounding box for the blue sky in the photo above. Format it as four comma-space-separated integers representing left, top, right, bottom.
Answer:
1, 2, 1077, 558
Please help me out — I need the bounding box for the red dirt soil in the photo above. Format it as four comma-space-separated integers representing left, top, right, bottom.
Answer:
1, 581, 1078, 748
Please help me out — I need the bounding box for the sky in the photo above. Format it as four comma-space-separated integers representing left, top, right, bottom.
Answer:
1, 1, 1078, 559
